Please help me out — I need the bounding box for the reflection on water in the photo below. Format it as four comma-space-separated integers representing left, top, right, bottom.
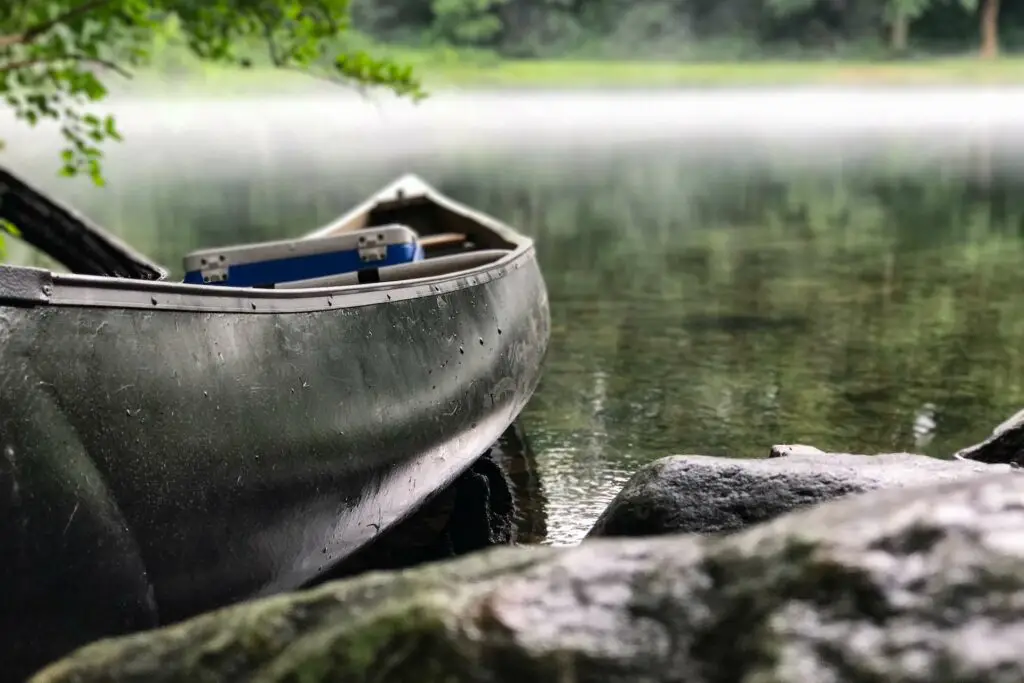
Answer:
540, 448, 633, 545
5, 91, 1024, 544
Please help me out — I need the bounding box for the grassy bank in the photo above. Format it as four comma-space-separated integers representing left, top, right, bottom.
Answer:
403, 53, 1024, 88
125, 48, 1024, 96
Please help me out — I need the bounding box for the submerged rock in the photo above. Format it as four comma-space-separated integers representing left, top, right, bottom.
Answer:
768, 444, 825, 458
31, 474, 1024, 683
586, 451, 1006, 538
955, 407, 1024, 466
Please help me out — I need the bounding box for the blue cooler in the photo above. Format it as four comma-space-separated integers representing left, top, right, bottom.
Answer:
182, 224, 423, 287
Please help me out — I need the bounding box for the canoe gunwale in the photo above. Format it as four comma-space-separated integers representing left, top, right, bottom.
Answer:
0, 241, 535, 314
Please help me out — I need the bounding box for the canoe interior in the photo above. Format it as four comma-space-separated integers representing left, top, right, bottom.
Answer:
336, 198, 515, 257
0, 169, 525, 290
280, 174, 526, 288
305, 175, 520, 251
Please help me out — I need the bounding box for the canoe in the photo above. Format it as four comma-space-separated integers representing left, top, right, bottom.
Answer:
0, 170, 550, 680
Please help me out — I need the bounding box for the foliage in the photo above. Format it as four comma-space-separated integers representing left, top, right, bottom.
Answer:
765, 0, 986, 21
0, 218, 18, 260
767, 0, 939, 19
351, 0, 1014, 59
431, 0, 508, 47
0, 0, 425, 187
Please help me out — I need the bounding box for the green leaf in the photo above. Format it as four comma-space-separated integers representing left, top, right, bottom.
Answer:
0, 219, 21, 239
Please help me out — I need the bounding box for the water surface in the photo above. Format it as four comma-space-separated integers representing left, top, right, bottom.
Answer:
5, 89, 1024, 544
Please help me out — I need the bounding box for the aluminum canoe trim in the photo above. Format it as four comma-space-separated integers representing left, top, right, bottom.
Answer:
0, 242, 536, 314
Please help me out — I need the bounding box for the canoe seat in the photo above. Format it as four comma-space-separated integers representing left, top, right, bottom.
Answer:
276, 249, 512, 289
419, 233, 467, 249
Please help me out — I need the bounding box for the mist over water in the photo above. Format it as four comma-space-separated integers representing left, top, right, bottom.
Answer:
5, 88, 1024, 172
5, 88, 1024, 544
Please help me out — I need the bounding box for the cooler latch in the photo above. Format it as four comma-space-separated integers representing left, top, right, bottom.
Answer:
357, 232, 387, 263
199, 254, 229, 283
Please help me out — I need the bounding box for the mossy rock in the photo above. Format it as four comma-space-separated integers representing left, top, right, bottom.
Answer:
32, 473, 1024, 683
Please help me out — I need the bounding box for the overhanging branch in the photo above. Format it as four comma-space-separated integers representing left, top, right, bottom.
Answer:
0, 53, 133, 78
0, 0, 113, 49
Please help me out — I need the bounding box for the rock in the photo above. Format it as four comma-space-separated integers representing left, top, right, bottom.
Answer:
768, 444, 826, 458
955, 407, 1024, 466
586, 451, 1006, 538
30, 474, 1024, 683
488, 420, 549, 543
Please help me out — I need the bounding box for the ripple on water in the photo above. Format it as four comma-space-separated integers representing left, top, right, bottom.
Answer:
531, 445, 635, 546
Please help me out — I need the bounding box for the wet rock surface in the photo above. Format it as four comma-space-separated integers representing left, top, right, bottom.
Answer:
586, 451, 1007, 538
32, 474, 1024, 683
956, 407, 1024, 466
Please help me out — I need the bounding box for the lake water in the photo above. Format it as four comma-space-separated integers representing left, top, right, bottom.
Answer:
4, 89, 1024, 544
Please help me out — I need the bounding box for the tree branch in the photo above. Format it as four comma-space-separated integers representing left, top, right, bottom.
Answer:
0, 0, 114, 49
0, 54, 132, 79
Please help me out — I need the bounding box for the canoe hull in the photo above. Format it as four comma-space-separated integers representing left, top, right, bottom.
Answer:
0, 248, 548, 678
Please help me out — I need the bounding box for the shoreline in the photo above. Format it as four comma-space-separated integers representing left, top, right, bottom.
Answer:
117, 55, 1024, 96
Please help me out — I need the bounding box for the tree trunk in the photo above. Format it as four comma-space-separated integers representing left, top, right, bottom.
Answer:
980, 0, 1000, 59
889, 12, 908, 53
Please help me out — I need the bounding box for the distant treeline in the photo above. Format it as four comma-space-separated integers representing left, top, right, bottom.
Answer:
350, 0, 1014, 60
